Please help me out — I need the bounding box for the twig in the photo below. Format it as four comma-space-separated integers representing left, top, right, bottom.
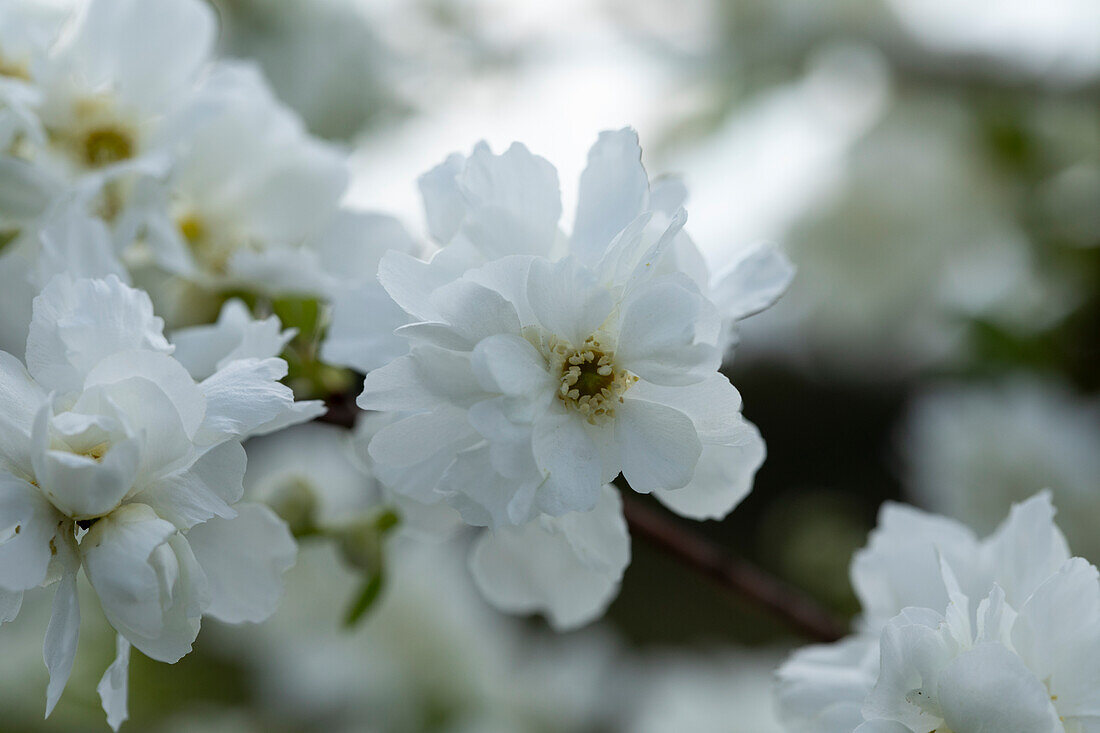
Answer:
622, 496, 848, 643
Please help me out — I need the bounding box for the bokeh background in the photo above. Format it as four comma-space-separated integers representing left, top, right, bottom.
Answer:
3, 0, 1098, 730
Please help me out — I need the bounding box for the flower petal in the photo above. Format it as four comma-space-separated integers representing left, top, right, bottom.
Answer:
469, 484, 629, 630
571, 128, 649, 265
653, 428, 764, 520
0, 471, 61, 591
709, 242, 795, 321
186, 503, 296, 624
615, 276, 721, 386
44, 557, 80, 717
526, 257, 613, 347
532, 410, 604, 515
97, 635, 131, 732
615, 398, 701, 493
471, 334, 552, 396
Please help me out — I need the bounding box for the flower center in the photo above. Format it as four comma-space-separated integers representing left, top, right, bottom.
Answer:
551, 335, 636, 423
82, 127, 133, 167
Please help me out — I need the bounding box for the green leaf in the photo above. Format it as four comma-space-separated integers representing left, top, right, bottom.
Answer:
343, 572, 385, 627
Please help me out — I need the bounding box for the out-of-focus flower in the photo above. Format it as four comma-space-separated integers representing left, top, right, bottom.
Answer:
776, 493, 1100, 733
902, 376, 1100, 561
215, 539, 620, 733
0, 275, 316, 728
885, 0, 1100, 83
625, 649, 788, 733
743, 97, 1071, 374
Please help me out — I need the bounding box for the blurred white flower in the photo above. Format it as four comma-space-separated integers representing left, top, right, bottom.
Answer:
217, 539, 620, 733
903, 376, 1100, 561
625, 649, 788, 733
741, 97, 1073, 375
127, 62, 348, 298
0, 274, 315, 728
16, 0, 214, 186
776, 493, 1100, 733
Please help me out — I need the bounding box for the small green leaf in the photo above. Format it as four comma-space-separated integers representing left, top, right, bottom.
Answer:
343, 572, 385, 627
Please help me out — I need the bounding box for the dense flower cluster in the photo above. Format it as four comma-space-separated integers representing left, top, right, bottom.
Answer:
775, 493, 1100, 733
0, 274, 318, 728
325, 130, 793, 627
0, 0, 411, 352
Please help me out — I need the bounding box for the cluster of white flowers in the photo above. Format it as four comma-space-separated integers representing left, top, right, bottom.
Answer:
322, 129, 793, 628
775, 492, 1100, 733
0, 274, 319, 728
0, 0, 412, 353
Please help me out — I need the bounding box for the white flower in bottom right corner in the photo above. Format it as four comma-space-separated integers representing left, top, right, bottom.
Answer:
775, 492, 1100, 733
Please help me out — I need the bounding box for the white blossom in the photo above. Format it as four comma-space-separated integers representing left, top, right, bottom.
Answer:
776, 493, 1100, 733
0, 274, 316, 728
902, 376, 1100, 562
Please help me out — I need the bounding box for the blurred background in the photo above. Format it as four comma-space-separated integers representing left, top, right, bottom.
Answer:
3, 0, 1098, 730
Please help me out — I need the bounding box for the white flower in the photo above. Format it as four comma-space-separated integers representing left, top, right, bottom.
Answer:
18, 0, 214, 183
128, 62, 349, 297
360, 247, 763, 527
902, 376, 1100, 562
0, 202, 129, 357
323, 128, 793, 372
775, 493, 1100, 733
0, 274, 315, 729
333, 131, 782, 629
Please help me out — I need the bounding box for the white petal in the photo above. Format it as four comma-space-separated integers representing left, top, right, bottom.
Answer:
653, 428, 764, 520
526, 257, 613, 347
439, 444, 539, 527
468, 397, 540, 480
0, 350, 46, 478
357, 346, 484, 413
429, 278, 522, 346
615, 398, 701, 494
171, 299, 294, 380
0, 471, 62, 590
532, 411, 604, 515
31, 406, 142, 520
571, 128, 649, 265
196, 358, 315, 444
186, 503, 296, 624
459, 141, 562, 258
368, 407, 473, 468
97, 635, 131, 732
469, 485, 630, 630
34, 209, 129, 289
418, 152, 468, 243
43, 564, 80, 717
776, 636, 879, 733
938, 644, 1062, 733
984, 491, 1072, 607
709, 242, 794, 321
615, 276, 721, 386
471, 334, 552, 395
0, 587, 21, 623
376, 249, 459, 322
83, 351, 204, 450
67, 0, 215, 108
851, 503, 979, 632
320, 283, 411, 373
81, 504, 205, 663
1011, 558, 1100, 719
134, 442, 244, 530
26, 275, 171, 393
628, 374, 748, 443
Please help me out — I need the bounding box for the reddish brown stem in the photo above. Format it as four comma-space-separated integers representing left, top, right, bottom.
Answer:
622, 496, 848, 643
